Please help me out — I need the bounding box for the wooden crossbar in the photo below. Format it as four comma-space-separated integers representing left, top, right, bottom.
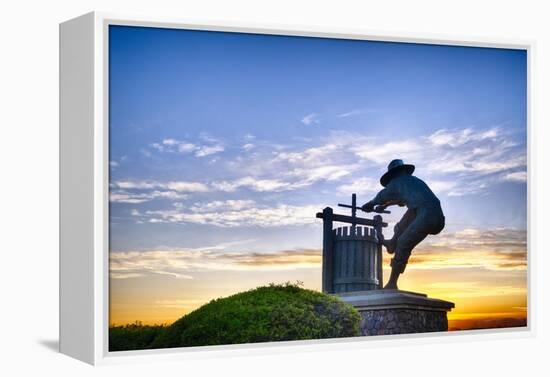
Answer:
316, 212, 388, 228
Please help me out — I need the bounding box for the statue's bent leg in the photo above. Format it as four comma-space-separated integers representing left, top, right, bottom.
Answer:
391, 220, 429, 273
385, 208, 417, 254
384, 217, 429, 289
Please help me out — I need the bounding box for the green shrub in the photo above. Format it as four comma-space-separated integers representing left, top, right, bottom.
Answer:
109, 322, 166, 351
151, 283, 360, 349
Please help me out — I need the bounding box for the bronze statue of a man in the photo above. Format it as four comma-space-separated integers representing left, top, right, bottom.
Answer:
362, 159, 445, 290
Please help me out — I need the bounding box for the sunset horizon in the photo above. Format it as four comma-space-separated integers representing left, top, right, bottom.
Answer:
109, 234, 527, 329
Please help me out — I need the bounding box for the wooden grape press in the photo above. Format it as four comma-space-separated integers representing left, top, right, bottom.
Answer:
316, 193, 389, 294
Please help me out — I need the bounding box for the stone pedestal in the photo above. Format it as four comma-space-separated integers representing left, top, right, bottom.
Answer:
338, 290, 454, 336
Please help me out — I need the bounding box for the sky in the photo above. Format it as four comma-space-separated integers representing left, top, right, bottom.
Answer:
108, 25, 527, 329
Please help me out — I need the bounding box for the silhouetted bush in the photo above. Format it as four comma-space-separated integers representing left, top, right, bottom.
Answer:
109, 322, 166, 351
150, 283, 360, 349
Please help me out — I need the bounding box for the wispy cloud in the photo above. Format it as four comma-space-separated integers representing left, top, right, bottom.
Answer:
110, 246, 321, 279
409, 227, 527, 271
211, 177, 302, 193
338, 109, 363, 118
109, 155, 127, 170
189, 200, 256, 212
110, 180, 209, 203
273, 144, 341, 165
212, 142, 359, 192
149, 137, 225, 157
151, 139, 194, 153
422, 178, 489, 197
138, 201, 321, 227
427, 128, 499, 148
502, 171, 527, 183
216, 165, 357, 193
337, 177, 380, 195
421, 227, 527, 253
110, 190, 189, 204
195, 144, 225, 157
215, 142, 359, 192
352, 139, 423, 165
337, 108, 374, 118
301, 113, 320, 125
424, 128, 525, 175
112, 180, 209, 192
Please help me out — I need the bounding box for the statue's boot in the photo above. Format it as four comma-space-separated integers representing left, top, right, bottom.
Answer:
383, 281, 398, 290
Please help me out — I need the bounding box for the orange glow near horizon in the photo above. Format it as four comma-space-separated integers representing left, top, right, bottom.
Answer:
109, 241, 528, 330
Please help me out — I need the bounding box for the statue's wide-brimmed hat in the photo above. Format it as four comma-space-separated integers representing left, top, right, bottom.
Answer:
380, 159, 415, 187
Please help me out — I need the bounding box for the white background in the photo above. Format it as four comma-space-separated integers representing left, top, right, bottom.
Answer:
0, 0, 548, 375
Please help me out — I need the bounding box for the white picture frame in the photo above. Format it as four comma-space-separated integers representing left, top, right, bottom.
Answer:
59, 11, 534, 365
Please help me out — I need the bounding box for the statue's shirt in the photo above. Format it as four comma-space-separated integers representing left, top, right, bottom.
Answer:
372, 175, 441, 210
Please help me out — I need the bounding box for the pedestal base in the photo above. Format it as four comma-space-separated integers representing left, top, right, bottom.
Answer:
338, 290, 455, 336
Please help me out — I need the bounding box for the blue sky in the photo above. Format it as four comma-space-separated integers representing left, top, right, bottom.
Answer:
109, 25, 526, 250
108, 25, 527, 324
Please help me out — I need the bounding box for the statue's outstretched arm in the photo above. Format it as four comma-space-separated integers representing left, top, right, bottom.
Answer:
362, 187, 395, 212
371, 184, 400, 206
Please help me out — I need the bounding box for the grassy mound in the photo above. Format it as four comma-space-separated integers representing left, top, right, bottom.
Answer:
150, 283, 360, 349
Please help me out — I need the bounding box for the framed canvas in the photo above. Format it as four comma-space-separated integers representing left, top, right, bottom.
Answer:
59, 12, 533, 365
